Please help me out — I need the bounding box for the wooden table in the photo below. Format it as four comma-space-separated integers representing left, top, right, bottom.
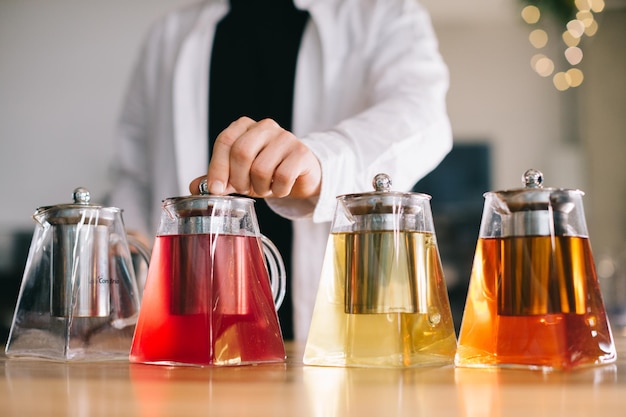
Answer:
2, 329, 625, 417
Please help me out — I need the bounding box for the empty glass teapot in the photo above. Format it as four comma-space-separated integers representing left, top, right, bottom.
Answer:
303, 174, 457, 367
5, 187, 150, 361
129, 180, 287, 366
455, 169, 616, 370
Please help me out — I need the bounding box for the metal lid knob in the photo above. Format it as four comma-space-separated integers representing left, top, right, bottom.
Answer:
199, 178, 209, 195
523, 169, 543, 189
72, 187, 91, 204
373, 173, 392, 192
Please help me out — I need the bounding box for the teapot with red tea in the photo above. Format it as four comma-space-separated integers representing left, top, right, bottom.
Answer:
129, 180, 286, 366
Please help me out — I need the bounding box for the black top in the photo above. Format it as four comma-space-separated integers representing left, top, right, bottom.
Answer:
208, 0, 310, 340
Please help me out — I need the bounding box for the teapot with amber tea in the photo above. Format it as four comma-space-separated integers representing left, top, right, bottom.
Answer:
455, 169, 616, 370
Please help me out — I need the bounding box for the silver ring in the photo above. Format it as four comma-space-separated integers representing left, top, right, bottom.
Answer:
199, 178, 209, 195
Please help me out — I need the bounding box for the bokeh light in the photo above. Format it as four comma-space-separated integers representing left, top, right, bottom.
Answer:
562, 31, 581, 47
522, 1, 602, 90
576, 10, 594, 27
565, 47, 583, 65
531, 54, 555, 77
529, 29, 548, 48
567, 20, 586, 38
585, 20, 599, 36
521, 5, 541, 24
553, 72, 570, 91
575, 0, 592, 12
566, 68, 584, 87
590, 0, 605, 13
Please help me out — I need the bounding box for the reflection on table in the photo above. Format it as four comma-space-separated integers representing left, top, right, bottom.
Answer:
1, 332, 625, 417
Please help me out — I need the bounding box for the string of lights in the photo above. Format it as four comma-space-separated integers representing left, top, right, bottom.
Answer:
520, 0, 605, 90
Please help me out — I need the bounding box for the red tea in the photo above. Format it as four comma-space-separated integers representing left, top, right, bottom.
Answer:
130, 234, 285, 366
456, 235, 615, 370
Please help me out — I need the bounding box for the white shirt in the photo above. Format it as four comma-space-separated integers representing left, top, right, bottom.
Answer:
109, 0, 453, 340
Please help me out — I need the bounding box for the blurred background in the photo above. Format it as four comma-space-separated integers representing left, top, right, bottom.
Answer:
1, 0, 625, 339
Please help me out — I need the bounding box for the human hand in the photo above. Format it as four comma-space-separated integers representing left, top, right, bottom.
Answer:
189, 117, 321, 199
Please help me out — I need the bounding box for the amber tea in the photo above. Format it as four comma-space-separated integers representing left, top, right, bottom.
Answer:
456, 235, 615, 370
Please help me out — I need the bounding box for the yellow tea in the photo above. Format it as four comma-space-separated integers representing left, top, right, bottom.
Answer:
304, 230, 456, 367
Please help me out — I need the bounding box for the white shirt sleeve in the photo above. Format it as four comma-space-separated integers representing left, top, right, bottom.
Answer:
267, 0, 452, 223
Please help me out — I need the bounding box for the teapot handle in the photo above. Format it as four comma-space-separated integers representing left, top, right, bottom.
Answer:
260, 235, 286, 310
126, 234, 152, 295
127, 235, 152, 264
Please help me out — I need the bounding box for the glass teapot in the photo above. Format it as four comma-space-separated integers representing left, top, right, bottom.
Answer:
129, 179, 287, 366
455, 169, 616, 370
5, 187, 150, 361
303, 174, 457, 367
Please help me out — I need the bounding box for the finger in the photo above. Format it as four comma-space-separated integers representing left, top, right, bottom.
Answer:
247, 129, 296, 196
207, 117, 256, 195
227, 118, 281, 194
272, 146, 322, 198
270, 157, 307, 198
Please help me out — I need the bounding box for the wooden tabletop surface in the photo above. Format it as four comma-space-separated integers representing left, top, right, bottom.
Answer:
1, 329, 625, 417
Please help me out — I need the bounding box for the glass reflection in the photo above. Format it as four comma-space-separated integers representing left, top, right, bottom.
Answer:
303, 366, 460, 417
455, 365, 618, 417
4, 360, 136, 417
